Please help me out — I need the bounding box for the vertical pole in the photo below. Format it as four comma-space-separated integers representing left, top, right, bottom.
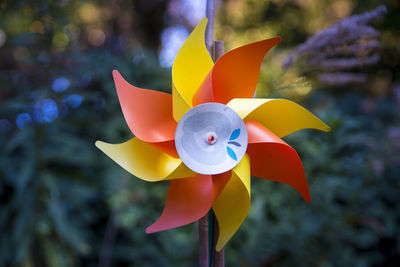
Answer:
205, 0, 215, 56
199, 1, 215, 267
214, 41, 224, 59
198, 216, 209, 267
212, 40, 225, 267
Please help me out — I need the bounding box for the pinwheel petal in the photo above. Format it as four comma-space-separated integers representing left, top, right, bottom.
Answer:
172, 18, 214, 121
151, 140, 179, 158
212, 171, 232, 200
213, 154, 251, 251
227, 98, 330, 138
146, 174, 213, 233
113, 70, 177, 143
193, 38, 281, 106
146, 171, 232, 233
245, 120, 311, 202
95, 138, 195, 182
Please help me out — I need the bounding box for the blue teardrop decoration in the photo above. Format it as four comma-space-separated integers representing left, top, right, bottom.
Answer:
226, 146, 237, 161
229, 128, 240, 140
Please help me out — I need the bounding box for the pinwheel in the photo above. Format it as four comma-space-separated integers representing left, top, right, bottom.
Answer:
95, 18, 330, 251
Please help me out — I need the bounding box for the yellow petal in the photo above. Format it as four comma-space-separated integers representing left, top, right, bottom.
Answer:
95, 138, 195, 182
227, 98, 330, 138
213, 154, 251, 251
172, 17, 214, 121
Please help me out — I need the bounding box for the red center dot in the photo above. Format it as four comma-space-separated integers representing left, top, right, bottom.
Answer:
207, 135, 215, 144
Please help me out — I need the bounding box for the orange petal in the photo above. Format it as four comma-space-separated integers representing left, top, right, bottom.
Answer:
193, 37, 281, 106
113, 70, 176, 143
151, 140, 179, 158
245, 120, 311, 202
212, 171, 232, 201
146, 174, 213, 233
192, 71, 214, 106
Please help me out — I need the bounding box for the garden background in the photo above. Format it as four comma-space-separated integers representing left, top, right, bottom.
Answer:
0, 0, 399, 266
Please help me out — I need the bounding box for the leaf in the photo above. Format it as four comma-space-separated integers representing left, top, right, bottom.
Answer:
226, 146, 237, 160
228, 141, 241, 147
229, 128, 241, 140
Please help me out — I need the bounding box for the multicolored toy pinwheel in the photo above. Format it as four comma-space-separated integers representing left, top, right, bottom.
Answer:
95, 18, 330, 251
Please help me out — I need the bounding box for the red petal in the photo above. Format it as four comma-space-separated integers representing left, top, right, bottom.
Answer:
245, 120, 311, 202
146, 174, 214, 233
113, 70, 177, 143
193, 37, 281, 106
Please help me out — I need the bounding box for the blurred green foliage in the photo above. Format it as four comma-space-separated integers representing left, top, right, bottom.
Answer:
1, 0, 399, 266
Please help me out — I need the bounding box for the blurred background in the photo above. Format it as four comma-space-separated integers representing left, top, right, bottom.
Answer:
0, 0, 399, 266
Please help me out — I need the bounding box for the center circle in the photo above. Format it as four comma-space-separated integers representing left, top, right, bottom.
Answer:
206, 132, 217, 145
175, 102, 248, 175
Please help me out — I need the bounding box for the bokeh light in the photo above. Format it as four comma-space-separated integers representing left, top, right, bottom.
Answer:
65, 94, 83, 108
29, 20, 44, 34
52, 32, 69, 50
88, 28, 106, 46
52, 77, 70, 92
159, 26, 189, 67
78, 3, 100, 23
181, 0, 206, 25
16, 113, 32, 129
41, 98, 59, 122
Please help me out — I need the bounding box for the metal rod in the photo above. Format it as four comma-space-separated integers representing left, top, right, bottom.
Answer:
212, 217, 225, 267
198, 215, 209, 267
213, 40, 224, 61
208, 211, 214, 267
205, 0, 215, 56
212, 40, 225, 267
199, 1, 215, 266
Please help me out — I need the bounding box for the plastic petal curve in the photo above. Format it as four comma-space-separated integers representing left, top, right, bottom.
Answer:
245, 120, 311, 202
213, 154, 251, 251
113, 70, 177, 143
172, 17, 214, 121
193, 38, 281, 106
212, 171, 232, 200
146, 174, 213, 233
151, 140, 179, 158
95, 138, 195, 182
227, 98, 331, 138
